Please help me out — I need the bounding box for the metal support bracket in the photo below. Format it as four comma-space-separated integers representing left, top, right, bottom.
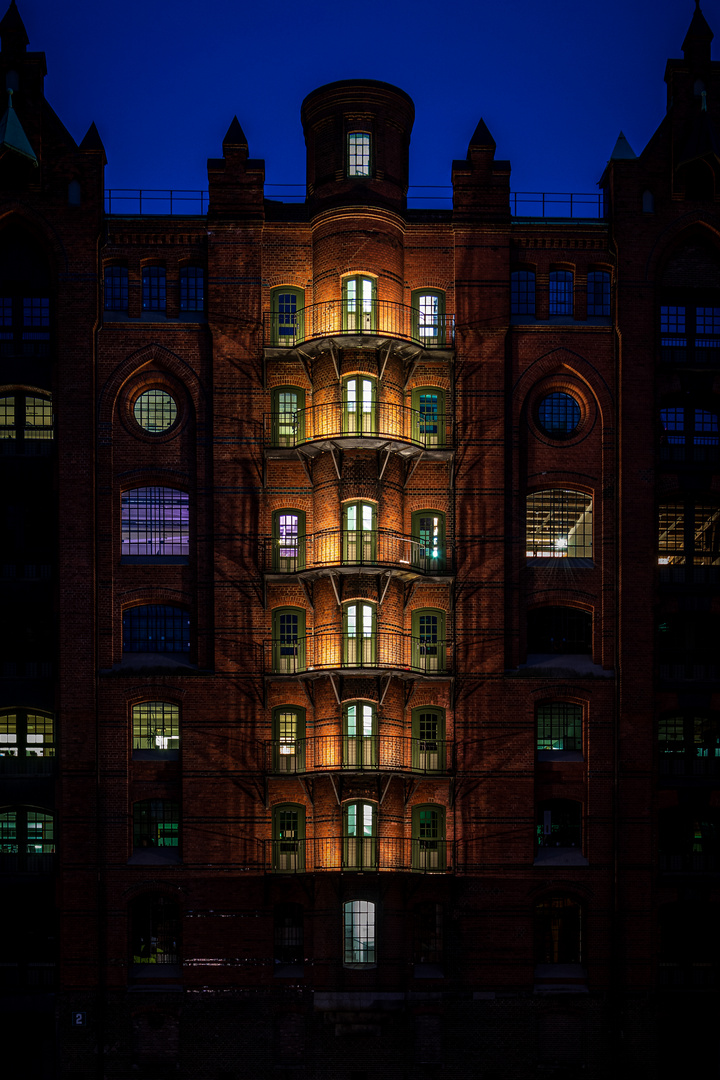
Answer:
301, 679, 314, 709
378, 572, 392, 607
403, 348, 422, 391
378, 342, 392, 381
299, 577, 314, 612
379, 775, 394, 805
296, 347, 314, 386
378, 674, 392, 706
328, 672, 342, 705
328, 772, 341, 806
377, 448, 392, 481
329, 573, 342, 609
298, 776, 314, 806
328, 445, 342, 480
403, 452, 423, 489
403, 581, 417, 612
296, 449, 313, 484
403, 778, 420, 807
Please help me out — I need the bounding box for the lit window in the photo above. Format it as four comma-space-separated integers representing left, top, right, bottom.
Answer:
104, 266, 128, 311
0, 709, 55, 759
344, 900, 376, 966
179, 266, 204, 312
343, 701, 377, 768
343, 602, 376, 667
412, 805, 446, 871
511, 271, 536, 315
412, 388, 446, 447
411, 510, 447, 572
658, 502, 720, 565
132, 702, 179, 752
411, 290, 446, 345
343, 501, 377, 564
270, 386, 305, 447
142, 265, 166, 311
411, 707, 446, 771
133, 799, 179, 850
270, 287, 304, 345
536, 703, 582, 752
347, 133, 370, 177
549, 271, 573, 316
587, 271, 610, 317
121, 487, 189, 559
272, 706, 306, 773
343, 802, 377, 869
0, 807, 55, 870
342, 374, 377, 432
272, 509, 305, 572
133, 388, 178, 434
122, 605, 191, 654
272, 805, 305, 873
526, 490, 593, 558
412, 609, 446, 672
0, 391, 53, 453
342, 276, 376, 332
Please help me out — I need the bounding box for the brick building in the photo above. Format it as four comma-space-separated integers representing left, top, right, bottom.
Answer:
1, 1, 719, 1076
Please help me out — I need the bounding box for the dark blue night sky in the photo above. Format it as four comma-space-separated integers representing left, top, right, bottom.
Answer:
12, 0, 711, 204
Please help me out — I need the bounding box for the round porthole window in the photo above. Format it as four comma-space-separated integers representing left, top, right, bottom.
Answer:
133, 389, 178, 434
537, 392, 581, 438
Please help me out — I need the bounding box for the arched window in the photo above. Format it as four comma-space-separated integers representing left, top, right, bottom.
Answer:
272, 804, 305, 873
343, 900, 376, 966
0, 806, 55, 870
133, 799, 179, 853
342, 375, 376, 433
411, 289, 446, 345
0, 390, 53, 453
270, 386, 305, 447
142, 265, 166, 312
411, 510, 447, 572
272, 706, 306, 773
343, 801, 377, 869
587, 271, 610, 317
526, 490, 592, 559
342, 501, 377, 564
411, 609, 446, 673
527, 607, 592, 656
549, 270, 574, 316
660, 403, 719, 462
270, 286, 304, 345
271, 509, 305, 572
412, 805, 446, 871
511, 270, 536, 315
271, 608, 306, 674
0, 708, 55, 766
132, 702, 179, 756
411, 387, 446, 447
130, 894, 181, 969
534, 897, 583, 965
343, 602, 376, 667
122, 606, 191, 654
343, 701, 377, 768
536, 703, 583, 753
411, 707, 446, 771
104, 265, 128, 312
342, 277, 376, 332
179, 266, 204, 312
121, 487, 189, 561
347, 133, 371, 177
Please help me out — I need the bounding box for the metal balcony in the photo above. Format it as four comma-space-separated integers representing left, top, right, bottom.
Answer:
264, 632, 452, 678
261, 528, 453, 580
264, 300, 454, 351
267, 734, 453, 775
264, 401, 453, 457
268, 836, 451, 874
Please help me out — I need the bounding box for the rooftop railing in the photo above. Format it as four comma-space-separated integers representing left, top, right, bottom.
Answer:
261, 528, 453, 576
267, 734, 453, 775
264, 300, 455, 348
264, 631, 452, 677
264, 402, 453, 452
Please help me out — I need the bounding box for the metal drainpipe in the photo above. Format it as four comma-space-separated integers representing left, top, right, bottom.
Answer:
94, 221, 105, 1080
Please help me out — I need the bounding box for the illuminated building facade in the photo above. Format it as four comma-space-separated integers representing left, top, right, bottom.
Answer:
1, 2, 719, 1076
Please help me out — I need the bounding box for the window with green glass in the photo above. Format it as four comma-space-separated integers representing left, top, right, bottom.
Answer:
536, 703, 582, 753
272, 509, 305, 572
272, 607, 306, 674
411, 609, 446, 673
411, 387, 445, 447
342, 501, 377, 564
412, 805, 445, 871
411, 510, 446, 572
132, 701, 179, 753
133, 800, 179, 851
411, 290, 445, 345
271, 287, 304, 345
0, 807, 55, 870
272, 804, 305, 872
343, 801, 377, 869
342, 277, 376, 333
411, 707, 445, 771
343, 602, 376, 667
271, 386, 305, 447
272, 706, 306, 773
343, 701, 377, 768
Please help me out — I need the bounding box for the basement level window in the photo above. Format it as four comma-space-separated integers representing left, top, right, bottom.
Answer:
347, 132, 370, 177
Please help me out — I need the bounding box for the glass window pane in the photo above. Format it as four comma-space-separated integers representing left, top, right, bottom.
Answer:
122, 487, 189, 557
133, 702, 180, 750
348, 133, 370, 176
549, 271, 573, 315
134, 389, 178, 433
526, 490, 593, 558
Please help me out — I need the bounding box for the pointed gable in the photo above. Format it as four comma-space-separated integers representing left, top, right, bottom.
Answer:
0, 86, 36, 163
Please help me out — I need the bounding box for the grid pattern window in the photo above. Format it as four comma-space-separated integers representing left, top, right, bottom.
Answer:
587, 271, 611, 317
412, 708, 445, 771
658, 715, 720, 772
411, 291, 445, 343
142, 266, 167, 311
272, 805, 305, 872
271, 387, 305, 447
271, 288, 304, 344
133, 799, 179, 849
696, 306, 720, 335
343, 900, 376, 965
0, 709, 55, 758
526, 489, 593, 558
0, 808, 55, 861
121, 487, 189, 558
347, 132, 371, 176
0, 392, 53, 452
344, 701, 376, 768
412, 806, 445, 870
344, 802, 377, 869
133, 389, 178, 434
131, 895, 180, 965
122, 605, 191, 654
413, 512, 446, 571
537, 392, 581, 437
23, 297, 50, 340
511, 271, 536, 315
132, 702, 180, 752
537, 703, 582, 752
273, 707, 305, 773
272, 608, 306, 673
104, 266, 128, 311
549, 271, 573, 316
0, 297, 50, 355
413, 610, 444, 671
273, 510, 304, 572
179, 266, 204, 311
658, 502, 720, 565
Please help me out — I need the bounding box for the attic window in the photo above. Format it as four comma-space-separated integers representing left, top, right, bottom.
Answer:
347, 133, 371, 177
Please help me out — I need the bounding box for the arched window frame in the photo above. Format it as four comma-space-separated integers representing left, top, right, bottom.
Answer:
0, 805, 55, 871
271, 508, 306, 572
411, 510, 447, 572
411, 706, 446, 771
121, 486, 190, 563
342, 800, 377, 869
526, 489, 593, 560
132, 701, 180, 758
0, 389, 53, 454
104, 263, 128, 312
342, 500, 377, 564
0, 707, 55, 764
411, 386, 446, 447
341, 373, 377, 433
342, 700, 377, 768
342, 276, 376, 332
272, 705, 306, 773
342, 600, 377, 667
271, 803, 306, 873
536, 702, 583, 757
270, 385, 305, 447
411, 608, 446, 673
271, 607, 306, 674
179, 264, 205, 313
411, 804, 446, 871
270, 286, 305, 345
410, 288, 446, 345
343, 900, 376, 967
142, 264, 166, 312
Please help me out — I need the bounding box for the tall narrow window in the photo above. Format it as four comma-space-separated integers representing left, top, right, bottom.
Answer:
22, 297, 50, 348
342, 375, 377, 434
272, 805, 305, 873
549, 271, 573, 316
132, 702, 180, 754
121, 487, 189, 560
272, 509, 305, 572
271, 287, 304, 345
142, 266, 166, 312
536, 703, 582, 753
511, 270, 536, 315
411, 511, 446, 572
343, 802, 377, 869
411, 290, 445, 345
411, 707, 446, 771
343, 602, 376, 667
411, 609, 446, 673
179, 266, 205, 312
274, 904, 304, 966
122, 606, 191, 654
343, 701, 377, 768
104, 265, 128, 312
347, 133, 371, 177
130, 894, 180, 967
412, 388, 446, 447
660, 305, 687, 363
343, 900, 376, 966
413, 902, 444, 966
587, 271, 610, 317
526, 490, 593, 559
271, 386, 305, 447
272, 706, 306, 773
133, 800, 179, 851
535, 898, 582, 965
342, 277, 376, 333
272, 608, 306, 674
343, 501, 377, 564
412, 805, 446, 871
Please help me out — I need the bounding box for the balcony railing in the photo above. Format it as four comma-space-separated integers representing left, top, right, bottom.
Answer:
264, 402, 453, 451
264, 632, 452, 676
268, 836, 450, 873
660, 852, 719, 873
264, 300, 454, 349
262, 528, 453, 576
659, 751, 720, 779
268, 734, 452, 774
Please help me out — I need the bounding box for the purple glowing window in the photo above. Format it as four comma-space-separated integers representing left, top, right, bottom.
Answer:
121, 487, 189, 557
